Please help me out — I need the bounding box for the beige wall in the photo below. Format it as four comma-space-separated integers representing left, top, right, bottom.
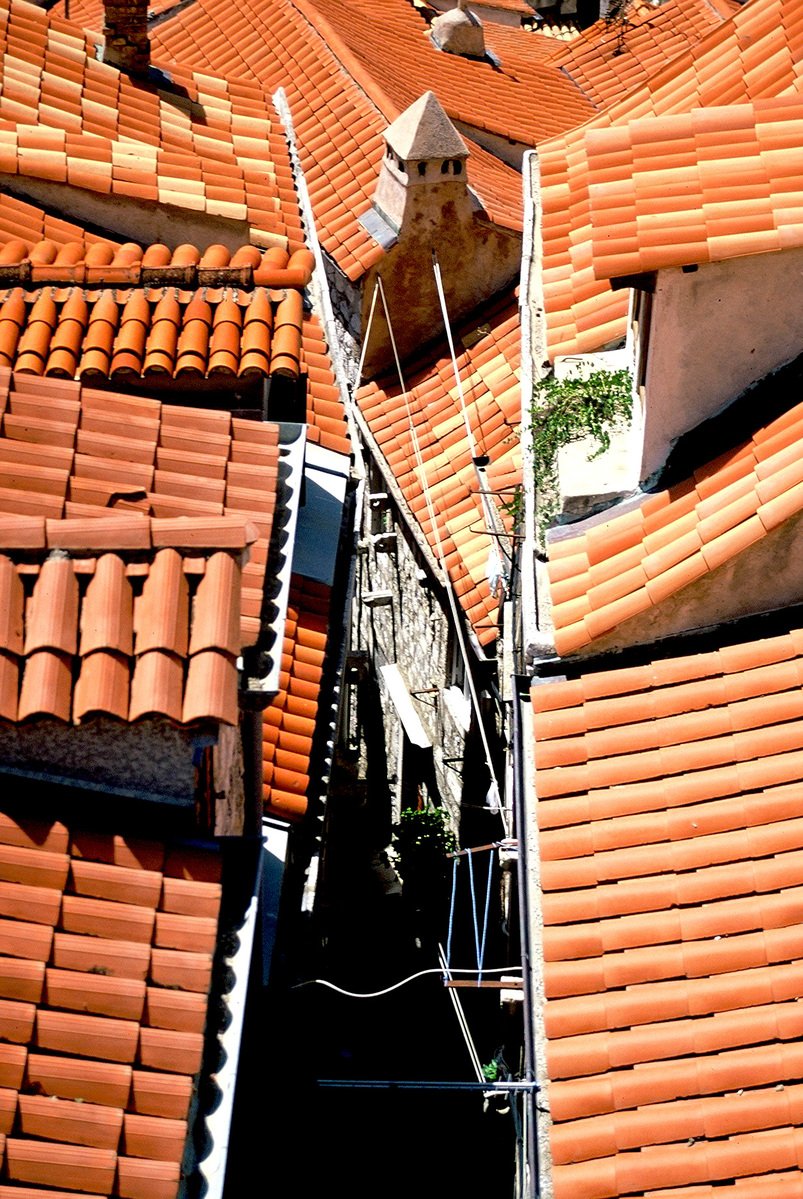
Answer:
640, 247, 803, 483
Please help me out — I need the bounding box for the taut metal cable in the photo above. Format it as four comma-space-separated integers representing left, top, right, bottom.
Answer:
373, 275, 509, 835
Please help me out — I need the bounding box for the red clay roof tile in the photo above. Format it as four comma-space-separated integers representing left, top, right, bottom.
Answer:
0, 815, 221, 1199
539, 0, 803, 357
533, 620, 803, 1194
358, 293, 519, 645
550, 393, 803, 653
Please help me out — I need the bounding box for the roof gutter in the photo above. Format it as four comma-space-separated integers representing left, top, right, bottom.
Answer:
512, 677, 539, 1199
520, 150, 556, 668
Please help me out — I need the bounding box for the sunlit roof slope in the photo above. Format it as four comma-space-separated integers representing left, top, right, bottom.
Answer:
0, 0, 304, 251
548, 0, 730, 111
295, 0, 594, 146
357, 291, 520, 646
585, 95, 803, 281
548, 391, 803, 657
539, 0, 803, 358
532, 621, 803, 1197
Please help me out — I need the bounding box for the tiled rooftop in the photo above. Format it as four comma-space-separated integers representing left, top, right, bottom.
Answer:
0, 0, 304, 251
0, 206, 348, 459
539, 0, 803, 358
357, 293, 520, 646
0, 271, 308, 385
263, 574, 330, 822
152, 0, 388, 281
0, 370, 281, 651
586, 95, 803, 281
0, 522, 251, 726
153, 0, 526, 273
548, 0, 728, 111
295, 0, 595, 148
0, 811, 221, 1199
547, 393, 803, 657
532, 622, 803, 1197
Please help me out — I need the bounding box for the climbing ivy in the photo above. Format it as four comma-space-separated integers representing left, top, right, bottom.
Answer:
531, 367, 633, 532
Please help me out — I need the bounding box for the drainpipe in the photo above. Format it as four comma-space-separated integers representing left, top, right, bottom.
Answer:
512, 679, 538, 1198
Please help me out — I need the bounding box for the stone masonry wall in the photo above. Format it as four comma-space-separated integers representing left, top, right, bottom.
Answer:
351, 466, 469, 834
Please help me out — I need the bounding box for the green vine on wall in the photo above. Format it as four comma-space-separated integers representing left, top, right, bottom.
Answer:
532, 367, 633, 533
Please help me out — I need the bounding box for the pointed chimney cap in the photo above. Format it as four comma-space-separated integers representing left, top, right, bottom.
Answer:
383, 91, 469, 162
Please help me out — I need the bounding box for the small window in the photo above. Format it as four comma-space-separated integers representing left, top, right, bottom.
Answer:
441, 160, 450, 174
417, 162, 427, 177
453, 160, 463, 175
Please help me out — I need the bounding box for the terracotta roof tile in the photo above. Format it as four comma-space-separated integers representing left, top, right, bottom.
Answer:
539, 0, 803, 358
358, 293, 520, 645
0, 372, 281, 651
549, 397, 803, 654
292, 0, 593, 147
585, 95, 803, 280
0, 0, 305, 255
263, 574, 331, 822
151, 0, 524, 273
0, 814, 221, 1199
533, 623, 803, 1194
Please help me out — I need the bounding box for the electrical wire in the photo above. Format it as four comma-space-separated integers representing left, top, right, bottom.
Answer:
291, 964, 522, 999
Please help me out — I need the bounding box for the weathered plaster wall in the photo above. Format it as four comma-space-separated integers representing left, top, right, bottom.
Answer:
0, 717, 202, 802
452, 119, 529, 170
570, 512, 803, 659
641, 247, 803, 482
428, 0, 524, 26
362, 213, 521, 374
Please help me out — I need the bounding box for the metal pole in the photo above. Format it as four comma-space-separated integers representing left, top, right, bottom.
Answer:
315, 1079, 539, 1091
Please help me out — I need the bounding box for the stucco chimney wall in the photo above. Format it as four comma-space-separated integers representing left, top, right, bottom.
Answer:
103, 0, 150, 75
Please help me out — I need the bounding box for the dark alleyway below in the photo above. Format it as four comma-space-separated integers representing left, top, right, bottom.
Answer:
222, 777, 519, 1198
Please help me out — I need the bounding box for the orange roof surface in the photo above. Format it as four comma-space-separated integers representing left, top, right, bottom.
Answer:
0, 522, 250, 726
0, 272, 308, 384
0, 202, 348, 457
532, 621, 803, 1198
547, 392, 803, 657
263, 574, 330, 822
302, 310, 351, 457
152, 0, 388, 281
548, 0, 728, 111
539, 0, 803, 358
153, 0, 525, 270
0, 811, 221, 1199
0, 0, 304, 251
586, 95, 803, 280
0, 370, 281, 650
294, 0, 595, 147
357, 293, 520, 646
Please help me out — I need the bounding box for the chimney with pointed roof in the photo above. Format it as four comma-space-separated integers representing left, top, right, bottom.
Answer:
103, 0, 150, 76
361, 92, 521, 375
372, 91, 473, 236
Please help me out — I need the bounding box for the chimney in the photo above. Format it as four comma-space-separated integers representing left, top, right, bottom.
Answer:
429, 0, 485, 60
103, 0, 150, 76
372, 91, 472, 236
